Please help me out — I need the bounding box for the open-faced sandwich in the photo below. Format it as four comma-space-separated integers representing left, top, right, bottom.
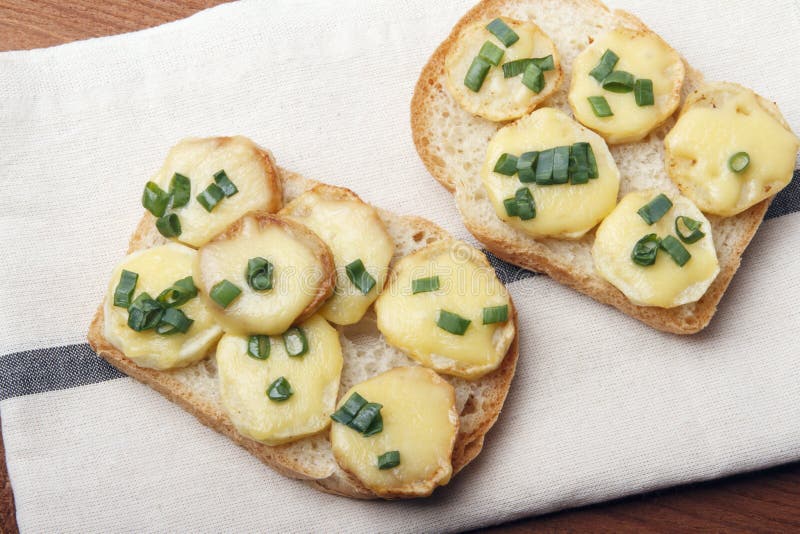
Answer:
411, 0, 799, 333
89, 135, 519, 499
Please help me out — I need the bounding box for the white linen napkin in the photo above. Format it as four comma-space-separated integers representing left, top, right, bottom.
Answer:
1, 0, 799, 531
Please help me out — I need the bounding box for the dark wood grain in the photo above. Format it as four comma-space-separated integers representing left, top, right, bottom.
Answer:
1, 2, 799, 532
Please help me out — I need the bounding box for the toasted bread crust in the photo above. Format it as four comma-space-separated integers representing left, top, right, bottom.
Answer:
410, 0, 775, 334
87, 167, 519, 498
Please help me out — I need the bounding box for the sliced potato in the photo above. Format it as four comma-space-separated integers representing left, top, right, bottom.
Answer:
330, 366, 458, 498
280, 185, 394, 325
217, 315, 343, 445
194, 213, 335, 335
103, 243, 222, 370
481, 107, 620, 239
444, 17, 562, 121
150, 136, 282, 247
665, 82, 800, 216
568, 27, 684, 143
592, 190, 719, 308
375, 240, 514, 380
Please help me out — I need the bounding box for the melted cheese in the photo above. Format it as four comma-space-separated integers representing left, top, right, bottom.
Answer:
375, 241, 513, 380
568, 27, 684, 143
330, 366, 457, 497
195, 215, 327, 335
665, 84, 800, 216
444, 18, 561, 121
103, 243, 222, 370
592, 190, 720, 308
151, 136, 280, 247
481, 108, 620, 239
281, 190, 394, 325
217, 315, 343, 445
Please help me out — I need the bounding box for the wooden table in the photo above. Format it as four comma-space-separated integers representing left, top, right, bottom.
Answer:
1, 1, 799, 532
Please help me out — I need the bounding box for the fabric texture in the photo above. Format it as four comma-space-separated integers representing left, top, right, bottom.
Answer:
1, 0, 799, 531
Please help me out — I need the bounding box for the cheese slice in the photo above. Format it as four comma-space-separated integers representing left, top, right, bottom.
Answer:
568, 27, 684, 144
330, 366, 458, 498
103, 243, 223, 370
280, 186, 394, 325
665, 82, 800, 216
217, 315, 343, 445
481, 107, 620, 239
592, 190, 720, 308
444, 17, 562, 121
151, 136, 281, 247
375, 241, 514, 380
195, 213, 333, 335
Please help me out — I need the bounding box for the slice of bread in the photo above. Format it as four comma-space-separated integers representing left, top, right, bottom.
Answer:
411, 0, 774, 334
87, 167, 519, 499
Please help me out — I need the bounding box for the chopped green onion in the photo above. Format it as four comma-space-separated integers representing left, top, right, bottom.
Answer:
464, 57, 491, 92
675, 216, 705, 244
589, 49, 619, 82
637, 194, 673, 225
521, 62, 544, 93
246, 257, 274, 292
113, 269, 138, 308
437, 310, 471, 335
412, 276, 440, 294
127, 292, 164, 332
631, 234, 660, 267
483, 305, 509, 324
634, 78, 654, 106
588, 95, 613, 117
266, 377, 293, 402
602, 70, 635, 93
532, 55, 555, 71
377, 451, 401, 470
282, 327, 308, 357
503, 197, 519, 217
155, 213, 182, 238
587, 143, 598, 179
247, 335, 270, 360
514, 187, 536, 220
504, 187, 535, 219
569, 142, 590, 185
552, 145, 570, 184
516, 151, 539, 183
502, 58, 530, 78
501, 55, 554, 78
209, 279, 241, 308
213, 169, 238, 197
331, 393, 368, 426
486, 18, 519, 47
142, 182, 170, 217
493, 153, 519, 176
169, 173, 191, 209
350, 402, 384, 436
535, 148, 554, 185
363, 411, 384, 436
197, 183, 225, 212
478, 41, 504, 66
156, 276, 197, 307
729, 152, 750, 173
345, 259, 376, 295
660, 235, 691, 267
155, 308, 193, 335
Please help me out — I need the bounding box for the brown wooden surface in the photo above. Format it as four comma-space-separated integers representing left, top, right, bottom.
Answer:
1, 1, 799, 532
